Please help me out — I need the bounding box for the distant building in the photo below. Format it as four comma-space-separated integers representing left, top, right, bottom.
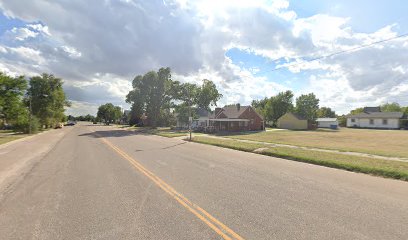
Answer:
277, 112, 308, 130
316, 118, 338, 128
209, 105, 264, 132
175, 108, 210, 129
346, 107, 404, 129
175, 105, 264, 132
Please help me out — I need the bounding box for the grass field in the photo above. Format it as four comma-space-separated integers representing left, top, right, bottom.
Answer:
222, 128, 408, 158
0, 130, 30, 145
122, 126, 197, 138
193, 136, 408, 181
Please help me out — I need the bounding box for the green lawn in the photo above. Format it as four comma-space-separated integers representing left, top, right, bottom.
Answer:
0, 130, 30, 145
192, 136, 408, 181
221, 128, 408, 158
124, 126, 196, 138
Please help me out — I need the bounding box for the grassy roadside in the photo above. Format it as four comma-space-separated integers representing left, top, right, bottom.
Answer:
192, 136, 408, 181
0, 133, 30, 145
120, 126, 195, 138
0, 128, 51, 145
223, 128, 408, 158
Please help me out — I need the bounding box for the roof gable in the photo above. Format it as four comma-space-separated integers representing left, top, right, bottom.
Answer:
219, 105, 249, 118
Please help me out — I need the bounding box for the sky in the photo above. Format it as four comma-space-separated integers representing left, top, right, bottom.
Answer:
0, 0, 407, 116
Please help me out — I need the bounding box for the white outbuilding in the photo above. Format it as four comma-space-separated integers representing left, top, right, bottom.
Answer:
316, 118, 338, 129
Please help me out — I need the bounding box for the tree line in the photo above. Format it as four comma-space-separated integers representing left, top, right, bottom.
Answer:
124, 67, 222, 128
252, 90, 408, 127
0, 72, 69, 133
252, 91, 332, 126
93, 67, 408, 128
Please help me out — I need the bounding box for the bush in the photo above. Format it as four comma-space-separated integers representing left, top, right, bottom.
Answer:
14, 116, 41, 134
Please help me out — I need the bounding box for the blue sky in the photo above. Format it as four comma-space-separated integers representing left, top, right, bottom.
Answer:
0, 0, 407, 115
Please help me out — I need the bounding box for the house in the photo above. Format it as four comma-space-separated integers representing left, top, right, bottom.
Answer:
346, 107, 404, 129
175, 108, 210, 129
277, 112, 308, 130
316, 118, 338, 129
209, 104, 264, 132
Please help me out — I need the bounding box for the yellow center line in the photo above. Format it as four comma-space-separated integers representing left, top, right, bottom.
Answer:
97, 135, 244, 240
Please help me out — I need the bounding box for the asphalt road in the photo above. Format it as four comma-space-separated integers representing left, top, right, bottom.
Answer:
0, 123, 407, 239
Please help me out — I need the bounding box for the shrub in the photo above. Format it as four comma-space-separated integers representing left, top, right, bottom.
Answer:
14, 116, 41, 134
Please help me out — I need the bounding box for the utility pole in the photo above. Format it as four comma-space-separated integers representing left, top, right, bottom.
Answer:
29, 96, 32, 134
188, 86, 192, 141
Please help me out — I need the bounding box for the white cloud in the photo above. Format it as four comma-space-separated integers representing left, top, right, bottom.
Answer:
61, 46, 82, 58
10, 27, 38, 41
0, 0, 407, 115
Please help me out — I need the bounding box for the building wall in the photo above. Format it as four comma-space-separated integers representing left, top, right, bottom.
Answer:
318, 121, 338, 128
346, 118, 400, 129
277, 113, 308, 130
239, 107, 263, 130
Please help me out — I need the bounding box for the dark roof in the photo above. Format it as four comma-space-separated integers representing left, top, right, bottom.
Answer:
196, 108, 210, 117
217, 105, 249, 118
364, 107, 381, 113
347, 112, 404, 119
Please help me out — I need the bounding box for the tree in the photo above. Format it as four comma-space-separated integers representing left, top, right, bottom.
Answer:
337, 115, 347, 127
268, 90, 294, 125
251, 91, 294, 126
295, 93, 319, 121
403, 107, 408, 115
28, 73, 69, 128
381, 102, 401, 112
97, 103, 122, 125
349, 107, 364, 115
126, 68, 173, 127
317, 107, 336, 118
251, 98, 268, 121
126, 68, 222, 127
0, 73, 28, 130
196, 79, 222, 110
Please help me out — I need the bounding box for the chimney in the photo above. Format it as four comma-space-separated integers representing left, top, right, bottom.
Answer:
236, 103, 240, 111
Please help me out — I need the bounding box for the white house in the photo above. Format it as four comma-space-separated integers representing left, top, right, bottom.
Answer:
176, 108, 210, 129
316, 118, 338, 128
346, 107, 404, 129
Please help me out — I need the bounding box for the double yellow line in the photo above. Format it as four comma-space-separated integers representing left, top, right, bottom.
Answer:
98, 135, 244, 240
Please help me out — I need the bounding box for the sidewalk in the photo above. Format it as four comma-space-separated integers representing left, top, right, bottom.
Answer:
190, 134, 408, 163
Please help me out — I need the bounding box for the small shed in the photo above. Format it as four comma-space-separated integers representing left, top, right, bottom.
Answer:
277, 112, 308, 130
316, 118, 338, 128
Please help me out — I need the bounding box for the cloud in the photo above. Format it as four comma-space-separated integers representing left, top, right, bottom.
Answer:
0, 0, 407, 116
10, 27, 38, 41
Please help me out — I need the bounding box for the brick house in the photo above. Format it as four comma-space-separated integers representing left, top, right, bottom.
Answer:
209, 104, 264, 131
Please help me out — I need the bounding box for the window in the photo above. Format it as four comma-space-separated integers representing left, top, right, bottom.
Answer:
369, 119, 374, 125
351, 119, 355, 123
383, 119, 388, 125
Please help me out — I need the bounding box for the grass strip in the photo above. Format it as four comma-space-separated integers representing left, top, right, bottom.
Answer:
193, 136, 408, 181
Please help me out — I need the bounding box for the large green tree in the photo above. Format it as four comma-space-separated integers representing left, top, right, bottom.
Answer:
381, 102, 401, 112
252, 90, 294, 126
126, 68, 222, 127
317, 107, 336, 118
28, 73, 69, 128
97, 103, 122, 124
126, 68, 173, 127
0, 73, 28, 129
295, 93, 319, 121
268, 90, 294, 125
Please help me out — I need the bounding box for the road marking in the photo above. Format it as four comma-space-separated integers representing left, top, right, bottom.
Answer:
98, 136, 244, 240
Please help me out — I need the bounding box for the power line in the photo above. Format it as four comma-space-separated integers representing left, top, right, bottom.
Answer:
263, 32, 408, 73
